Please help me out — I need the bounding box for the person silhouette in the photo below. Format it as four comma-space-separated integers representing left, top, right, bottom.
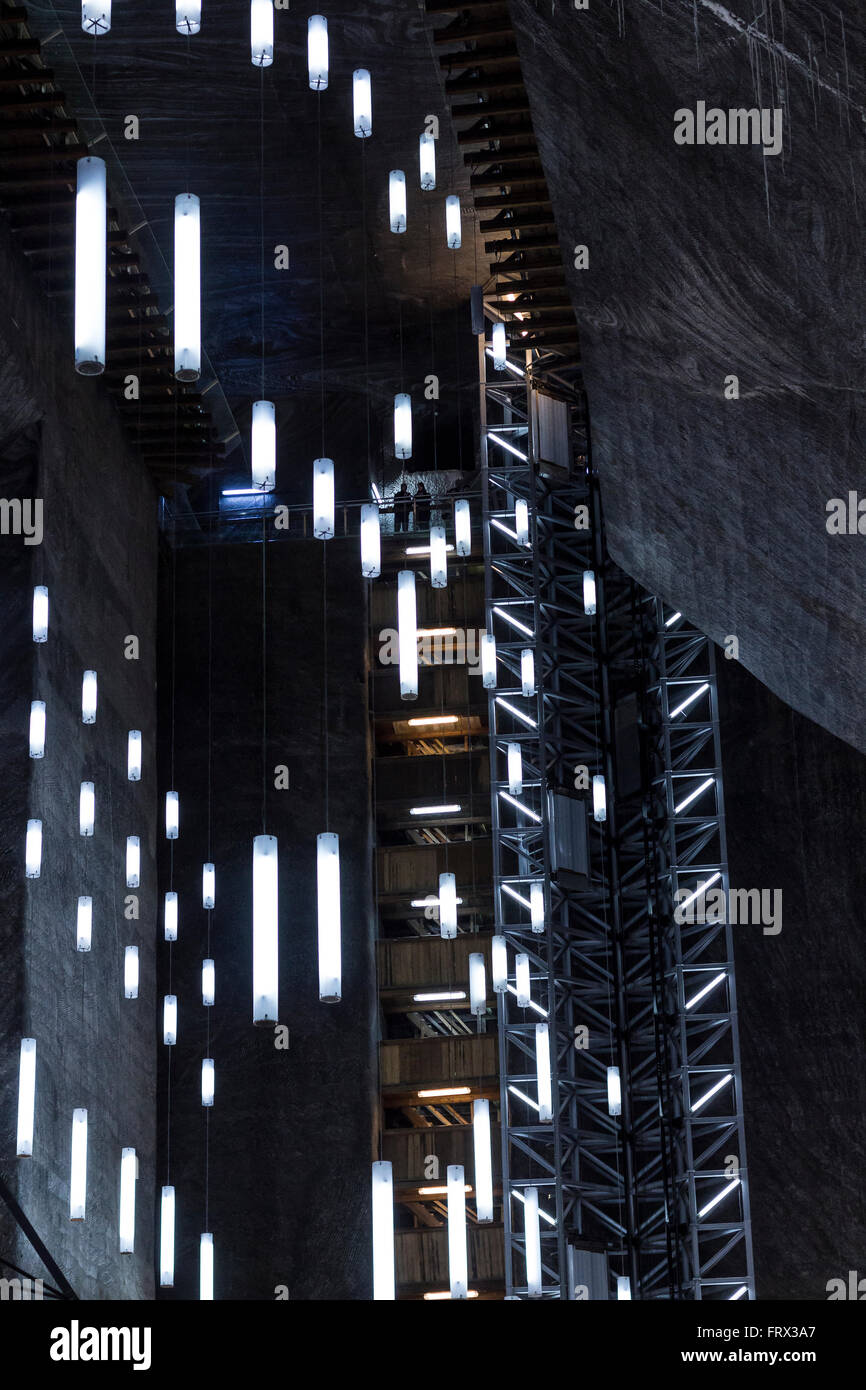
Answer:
393, 481, 411, 533
413, 481, 431, 532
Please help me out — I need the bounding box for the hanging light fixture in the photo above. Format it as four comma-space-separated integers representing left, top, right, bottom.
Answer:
119, 1148, 137, 1254
250, 0, 273, 67
515, 498, 529, 547
127, 730, 142, 781
523, 1187, 542, 1297
515, 952, 530, 1008
76, 896, 92, 952
174, 194, 201, 382
126, 836, 140, 888
616, 1275, 632, 1300
472, 1100, 493, 1223
124, 946, 139, 1000
201, 1058, 215, 1107
29, 701, 45, 759
583, 570, 597, 615
307, 14, 328, 90
313, 458, 335, 539
419, 132, 436, 190
160, 1186, 176, 1287
176, 0, 201, 35
430, 525, 447, 589
393, 392, 412, 459
454, 498, 471, 556
389, 170, 407, 233
25, 819, 42, 879
481, 631, 496, 689
253, 834, 278, 1024
316, 832, 342, 1003
492, 321, 507, 371
74, 156, 106, 374
491, 935, 508, 993
81, 0, 110, 32
397, 570, 418, 701
438, 872, 457, 940
79, 782, 95, 838
202, 862, 215, 910
163, 995, 177, 1046
353, 69, 372, 138
530, 881, 544, 933
202, 958, 215, 1007
447, 1165, 469, 1299
607, 1065, 622, 1116
200, 1233, 214, 1300
32, 586, 48, 643
507, 742, 522, 795
360, 503, 381, 578
82, 670, 97, 724
164, 892, 178, 943
592, 774, 607, 822
16, 1038, 36, 1157
69, 1109, 88, 1221
536, 1022, 553, 1122
166, 790, 179, 840
251, 399, 276, 491
445, 196, 461, 249
372, 1161, 395, 1300
521, 648, 535, 698
469, 953, 486, 1017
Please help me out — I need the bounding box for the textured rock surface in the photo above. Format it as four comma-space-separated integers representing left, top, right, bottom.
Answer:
509, 0, 866, 751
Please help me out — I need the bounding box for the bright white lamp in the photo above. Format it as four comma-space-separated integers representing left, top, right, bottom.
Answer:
29, 702, 45, 759
524, 1186, 542, 1297
515, 952, 530, 1008
307, 14, 328, 90
469, 953, 486, 1017
492, 321, 507, 371
127, 730, 142, 781
74, 156, 106, 373
515, 498, 529, 547
438, 872, 457, 940
445, 196, 461, 249
166, 790, 179, 839
447, 1165, 468, 1298
164, 892, 178, 942
202, 862, 215, 910
176, 0, 200, 35
536, 1023, 553, 1122
202, 1058, 215, 1107
81, 0, 110, 33
119, 1148, 137, 1254
160, 1186, 176, 1287
521, 648, 535, 698
507, 742, 522, 795
491, 935, 508, 993
372, 1161, 395, 1300
360, 503, 381, 577
25, 820, 42, 879
472, 1099, 493, 1222
607, 1065, 622, 1116
389, 171, 407, 233
530, 881, 544, 933
313, 457, 335, 539
394, 392, 412, 459
82, 670, 97, 724
76, 896, 92, 952
397, 570, 418, 701
583, 570, 597, 615
454, 498, 470, 555
481, 631, 496, 689
430, 525, 447, 589
126, 836, 140, 888
250, 0, 273, 67
253, 834, 278, 1024
79, 782, 95, 837
32, 586, 48, 642
16, 1038, 36, 1157
419, 132, 435, 190
124, 946, 139, 999
163, 995, 177, 1046
592, 774, 607, 822
317, 832, 342, 1002
353, 69, 372, 137
202, 958, 215, 1006
174, 193, 201, 382
200, 1233, 214, 1300
70, 1109, 88, 1220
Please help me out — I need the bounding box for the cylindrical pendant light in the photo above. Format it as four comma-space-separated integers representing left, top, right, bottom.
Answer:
397, 570, 418, 701
16, 1038, 36, 1157
492, 321, 507, 371
250, 0, 273, 67
307, 14, 328, 90
491, 934, 508, 993
126, 835, 140, 888
393, 392, 412, 459
469, 953, 486, 1017
163, 995, 177, 1046
419, 132, 436, 190
445, 196, 461, 249
70, 1109, 88, 1221
119, 1148, 137, 1254
472, 1099, 493, 1223
317, 832, 342, 1003
389, 170, 407, 233
454, 498, 470, 556
25, 819, 42, 879
124, 946, 139, 999
507, 742, 522, 795
515, 498, 529, 547
166, 789, 179, 840
160, 1186, 176, 1287
82, 670, 97, 724
164, 891, 178, 943
202, 862, 215, 910
481, 631, 496, 689
353, 68, 372, 138
583, 569, 597, 615
81, 0, 110, 33
372, 1161, 395, 1300
592, 774, 607, 822
127, 730, 142, 781
523, 1187, 542, 1297
251, 399, 276, 491
74, 156, 106, 374
32, 586, 48, 642
200, 1233, 214, 1300
430, 524, 447, 589
176, 0, 200, 35
521, 648, 535, 698
360, 503, 381, 578
253, 834, 278, 1025
313, 457, 335, 539
530, 881, 544, 933
617, 1274, 632, 1300
202, 958, 215, 1006
29, 701, 46, 759
76, 896, 92, 952
201, 1058, 215, 1107
515, 952, 530, 1008
447, 1165, 468, 1299
79, 781, 95, 837
536, 1022, 553, 1122
607, 1065, 622, 1116
438, 872, 457, 940
174, 193, 200, 381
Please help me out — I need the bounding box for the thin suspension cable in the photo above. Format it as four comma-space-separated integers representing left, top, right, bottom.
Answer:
318, 96, 325, 457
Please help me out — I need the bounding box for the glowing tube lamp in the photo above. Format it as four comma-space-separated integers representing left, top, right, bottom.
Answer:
127, 730, 142, 781
438, 872, 457, 940
307, 14, 328, 90
592, 774, 607, 822
253, 834, 278, 1024
481, 631, 496, 689
164, 892, 178, 943
372, 1161, 395, 1300
491, 935, 508, 993
536, 1022, 553, 1122
203, 862, 215, 910
126, 835, 140, 888
317, 831, 342, 1002
17, 1038, 36, 1157
174, 194, 201, 382
524, 1187, 542, 1297
29, 702, 45, 759
447, 1166, 469, 1299
521, 648, 535, 698
419, 132, 435, 190
82, 670, 97, 724
454, 498, 470, 556
25, 819, 42, 879
250, 0, 273, 67
202, 1058, 215, 1107
70, 1109, 88, 1221
82, 0, 110, 32
617, 1275, 632, 1300
472, 1099, 493, 1223
583, 570, 597, 615
353, 69, 372, 137
124, 946, 139, 999
163, 995, 177, 1046
176, 0, 200, 35
507, 742, 523, 795
119, 1148, 137, 1254
445, 196, 461, 249
360, 503, 381, 578
430, 525, 447, 589
530, 881, 544, 933
515, 497, 529, 547
79, 781, 95, 838
200, 1233, 214, 1300
202, 958, 215, 1006
515, 952, 530, 1008
607, 1065, 622, 1116
76, 896, 92, 952
393, 392, 412, 459
160, 1186, 175, 1287
313, 457, 335, 539
492, 321, 507, 371
166, 790, 179, 840
74, 156, 106, 373
469, 953, 486, 1017
32, 586, 48, 642
397, 570, 418, 701
389, 170, 407, 233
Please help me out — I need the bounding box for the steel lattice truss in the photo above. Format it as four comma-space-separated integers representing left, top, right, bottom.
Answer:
478, 333, 754, 1300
